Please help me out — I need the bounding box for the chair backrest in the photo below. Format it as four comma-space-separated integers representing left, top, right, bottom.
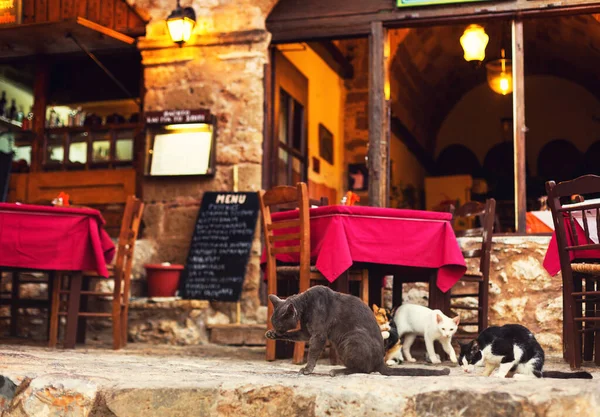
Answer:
309, 196, 328, 207
546, 175, 600, 267
0, 151, 12, 203
258, 183, 310, 281
452, 199, 496, 276
114, 195, 145, 284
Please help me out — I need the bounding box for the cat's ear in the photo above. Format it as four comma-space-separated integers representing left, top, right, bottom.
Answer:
471, 340, 479, 351
372, 304, 379, 313
436, 313, 443, 324
286, 303, 297, 317
268, 294, 283, 307
453, 315, 460, 325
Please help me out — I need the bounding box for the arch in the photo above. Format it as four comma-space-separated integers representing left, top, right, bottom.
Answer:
537, 139, 583, 183
584, 141, 600, 176
435, 144, 481, 177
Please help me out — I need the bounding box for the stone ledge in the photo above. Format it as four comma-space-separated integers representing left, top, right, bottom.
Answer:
129, 297, 210, 311
210, 324, 266, 346
0, 345, 598, 417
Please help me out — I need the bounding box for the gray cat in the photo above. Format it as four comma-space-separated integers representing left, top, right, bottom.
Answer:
266, 285, 451, 377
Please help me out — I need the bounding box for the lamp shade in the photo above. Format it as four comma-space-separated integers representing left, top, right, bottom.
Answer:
486, 56, 513, 95
460, 24, 489, 63
167, 3, 196, 45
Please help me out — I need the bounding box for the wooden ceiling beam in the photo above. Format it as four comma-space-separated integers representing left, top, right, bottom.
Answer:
306, 41, 354, 79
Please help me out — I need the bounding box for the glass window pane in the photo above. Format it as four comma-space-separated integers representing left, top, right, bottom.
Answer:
292, 157, 303, 184
69, 132, 88, 165
116, 130, 134, 161
46, 134, 64, 164
14, 145, 31, 165
278, 147, 289, 185
92, 140, 110, 162
292, 100, 304, 152
278, 89, 290, 144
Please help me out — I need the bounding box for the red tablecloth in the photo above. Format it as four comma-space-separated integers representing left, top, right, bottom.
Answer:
543, 216, 600, 276
263, 205, 467, 292
0, 203, 115, 277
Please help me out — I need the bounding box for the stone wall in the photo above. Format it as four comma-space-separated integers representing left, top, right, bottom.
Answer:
398, 235, 563, 357
131, 0, 279, 323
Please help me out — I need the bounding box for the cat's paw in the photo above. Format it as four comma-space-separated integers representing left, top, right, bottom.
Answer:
386, 359, 396, 366
493, 372, 507, 379
381, 331, 390, 339
407, 357, 417, 363
265, 330, 278, 340
429, 355, 442, 364
449, 356, 458, 364
299, 366, 314, 375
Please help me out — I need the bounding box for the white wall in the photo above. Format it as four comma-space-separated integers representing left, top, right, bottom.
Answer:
436, 75, 600, 175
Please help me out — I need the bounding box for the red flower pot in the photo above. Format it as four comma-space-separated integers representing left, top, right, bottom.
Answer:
144, 263, 184, 297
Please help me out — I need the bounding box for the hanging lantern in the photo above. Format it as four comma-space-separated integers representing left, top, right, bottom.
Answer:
486, 49, 513, 95
166, 0, 196, 46
460, 24, 489, 63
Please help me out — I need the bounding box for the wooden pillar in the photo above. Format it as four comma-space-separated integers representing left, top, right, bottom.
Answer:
31, 57, 49, 173
368, 21, 388, 207
512, 19, 527, 233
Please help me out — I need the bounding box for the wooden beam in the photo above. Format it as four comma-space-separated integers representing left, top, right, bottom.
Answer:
390, 117, 435, 174
31, 57, 49, 173
512, 19, 526, 234
306, 41, 354, 79
368, 21, 387, 208
267, 0, 600, 42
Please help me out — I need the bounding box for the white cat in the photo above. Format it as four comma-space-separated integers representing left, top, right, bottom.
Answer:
393, 304, 460, 364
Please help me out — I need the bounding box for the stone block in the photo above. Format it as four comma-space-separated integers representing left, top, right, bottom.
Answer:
141, 203, 165, 239
209, 324, 266, 346
4, 375, 98, 417
235, 163, 262, 192
163, 205, 201, 240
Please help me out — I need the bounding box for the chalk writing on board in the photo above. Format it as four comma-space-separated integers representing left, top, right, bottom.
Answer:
180, 192, 259, 301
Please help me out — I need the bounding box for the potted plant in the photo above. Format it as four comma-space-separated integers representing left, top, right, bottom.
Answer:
144, 262, 184, 298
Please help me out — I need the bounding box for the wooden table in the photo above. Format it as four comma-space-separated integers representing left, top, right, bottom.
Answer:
0, 203, 114, 348
265, 205, 467, 312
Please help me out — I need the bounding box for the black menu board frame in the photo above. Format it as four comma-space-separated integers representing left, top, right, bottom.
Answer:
180, 191, 259, 301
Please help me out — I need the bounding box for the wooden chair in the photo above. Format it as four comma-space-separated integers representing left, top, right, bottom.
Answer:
0, 270, 54, 339
449, 199, 496, 338
546, 175, 600, 368
258, 183, 368, 363
49, 195, 144, 349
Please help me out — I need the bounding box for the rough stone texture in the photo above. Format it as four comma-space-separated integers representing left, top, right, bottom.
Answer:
126, 299, 211, 346
0, 345, 598, 417
457, 235, 563, 356
3, 375, 98, 417
124, 0, 278, 345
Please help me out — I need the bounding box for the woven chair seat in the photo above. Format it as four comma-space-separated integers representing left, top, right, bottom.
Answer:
571, 263, 600, 275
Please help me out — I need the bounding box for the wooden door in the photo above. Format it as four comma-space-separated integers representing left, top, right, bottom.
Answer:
267, 50, 309, 188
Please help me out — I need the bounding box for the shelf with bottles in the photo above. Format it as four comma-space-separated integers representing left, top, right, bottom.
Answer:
43, 124, 140, 172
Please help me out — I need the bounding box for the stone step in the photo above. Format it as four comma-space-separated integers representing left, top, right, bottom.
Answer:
209, 324, 267, 346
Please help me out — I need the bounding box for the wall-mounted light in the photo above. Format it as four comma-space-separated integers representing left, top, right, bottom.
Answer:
460, 24, 489, 63
166, 0, 196, 46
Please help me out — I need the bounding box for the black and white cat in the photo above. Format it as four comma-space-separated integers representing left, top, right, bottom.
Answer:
459, 324, 593, 379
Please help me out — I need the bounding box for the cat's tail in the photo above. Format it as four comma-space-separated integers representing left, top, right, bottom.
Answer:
542, 370, 593, 379
378, 364, 450, 377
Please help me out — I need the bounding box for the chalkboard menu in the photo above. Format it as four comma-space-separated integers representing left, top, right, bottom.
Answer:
180, 192, 259, 301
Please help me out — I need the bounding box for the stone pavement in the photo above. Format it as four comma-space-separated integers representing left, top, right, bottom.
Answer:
0, 343, 599, 417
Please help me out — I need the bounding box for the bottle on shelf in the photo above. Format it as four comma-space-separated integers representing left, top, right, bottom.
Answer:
16, 106, 24, 123
0, 91, 6, 117
8, 99, 16, 120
